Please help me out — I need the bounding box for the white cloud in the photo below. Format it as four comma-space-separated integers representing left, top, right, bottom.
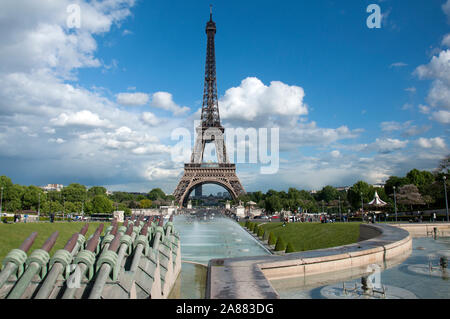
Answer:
279, 121, 362, 150
380, 121, 404, 132
49, 138, 65, 144
415, 50, 450, 110
402, 103, 413, 110
117, 92, 149, 106
220, 77, 308, 122
442, 34, 450, 47
430, 110, 450, 124
51, 110, 110, 127
443, 0, 450, 23
416, 137, 447, 149
405, 87, 416, 93
144, 163, 182, 181
43, 127, 56, 134
330, 150, 341, 158
132, 145, 171, 155
150, 92, 190, 115
141, 112, 161, 126
390, 62, 408, 68
418, 104, 430, 114
372, 138, 409, 154
380, 120, 429, 137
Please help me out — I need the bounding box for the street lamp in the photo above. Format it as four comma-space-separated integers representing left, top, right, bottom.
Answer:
338, 195, 342, 222
38, 192, 41, 221
360, 192, 364, 222
393, 186, 398, 223
0, 187, 3, 216
444, 176, 449, 222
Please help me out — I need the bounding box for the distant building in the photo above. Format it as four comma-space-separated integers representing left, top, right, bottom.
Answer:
106, 190, 113, 196
40, 184, 64, 192
371, 183, 385, 188
336, 186, 351, 192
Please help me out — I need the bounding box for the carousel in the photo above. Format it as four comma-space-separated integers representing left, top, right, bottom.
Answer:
367, 191, 388, 215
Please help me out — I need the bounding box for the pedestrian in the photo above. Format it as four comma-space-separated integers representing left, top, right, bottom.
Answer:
433, 212, 437, 223
24, 214, 28, 223
50, 212, 55, 223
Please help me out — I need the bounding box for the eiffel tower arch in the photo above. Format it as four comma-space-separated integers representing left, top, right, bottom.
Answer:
173, 8, 246, 207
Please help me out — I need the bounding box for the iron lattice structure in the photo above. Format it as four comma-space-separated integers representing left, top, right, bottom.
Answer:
201, 12, 221, 128
173, 9, 246, 206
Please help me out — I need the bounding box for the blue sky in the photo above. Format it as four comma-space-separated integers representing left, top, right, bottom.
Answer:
0, 0, 449, 194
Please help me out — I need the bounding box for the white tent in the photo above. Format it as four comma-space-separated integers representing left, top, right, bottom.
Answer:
368, 191, 387, 206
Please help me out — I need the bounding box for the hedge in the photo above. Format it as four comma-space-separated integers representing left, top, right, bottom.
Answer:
274, 236, 287, 251
285, 242, 296, 253
268, 231, 277, 246
257, 226, 264, 238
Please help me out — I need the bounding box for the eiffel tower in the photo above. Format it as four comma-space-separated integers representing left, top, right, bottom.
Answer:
173, 7, 246, 206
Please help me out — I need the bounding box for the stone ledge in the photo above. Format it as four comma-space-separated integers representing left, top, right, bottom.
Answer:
207, 223, 415, 299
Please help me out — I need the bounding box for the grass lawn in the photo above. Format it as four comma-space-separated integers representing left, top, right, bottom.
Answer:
0, 222, 113, 262
241, 221, 361, 252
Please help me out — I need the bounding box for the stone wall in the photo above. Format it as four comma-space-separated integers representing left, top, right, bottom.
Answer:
207, 223, 414, 299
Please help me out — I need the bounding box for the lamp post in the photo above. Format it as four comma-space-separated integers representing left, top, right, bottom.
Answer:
38, 192, 40, 221
0, 187, 3, 217
360, 192, 364, 222
393, 186, 398, 223
444, 176, 449, 223
338, 195, 342, 222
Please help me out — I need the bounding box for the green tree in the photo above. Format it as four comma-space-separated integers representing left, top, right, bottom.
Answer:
22, 185, 45, 210
62, 183, 87, 202
117, 203, 131, 216
406, 169, 435, 191
265, 195, 282, 213
88, 186, 107, 197
348, 181, 373, 210
385, 176, 409, 196
42, 201, 63, 215
317, 185, 339, 203
139, 199, 152, 209
91, 195, 114, 215
148, 188, 166, 201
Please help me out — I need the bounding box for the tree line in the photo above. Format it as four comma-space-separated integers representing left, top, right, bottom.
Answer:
233, 156, 449, 214
0, 177, 174, 216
